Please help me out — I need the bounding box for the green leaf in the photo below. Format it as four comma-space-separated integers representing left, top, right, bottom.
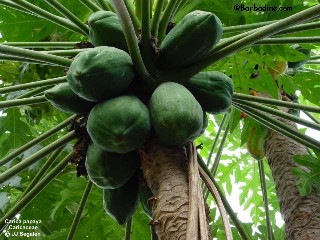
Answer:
292, 155, 320, 196
0, 108, 33, 159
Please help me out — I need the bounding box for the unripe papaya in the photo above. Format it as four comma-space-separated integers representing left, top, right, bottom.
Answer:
67, 46, 134, 102
185, 71, 233, 114
157, 10, 222, 70
149, 82, 203, 146
103, 173, 139, 225
88, 11, 127, 51
85, 143, 140, 189
87, 95, 151, 153
267, 61, 288, 80
200, 112, 208, 136
246, 127, 267, 160
44, 83, 96, 113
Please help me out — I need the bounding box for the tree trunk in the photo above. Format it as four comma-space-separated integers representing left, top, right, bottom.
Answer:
264, 119, 320, 239
140, 139, 189, 239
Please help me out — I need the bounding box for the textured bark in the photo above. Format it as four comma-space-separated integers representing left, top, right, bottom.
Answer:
140, 139, 189, 240
264, 119, 320, 239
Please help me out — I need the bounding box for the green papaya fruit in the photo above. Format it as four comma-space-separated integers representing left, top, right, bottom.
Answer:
185, 71, 233, 114
88, 11, 127, 51
157, 10, 222, 70
200, 112, 208, 136
103, 173, 139, 225
246, 126, 267, 160
150, 82, 203, 146
87, 95, 151, 153
139, 181, 153, 219
67, 46, 134, 102
288, 45, 311, 70
85, 143, 140, 189
44, 83, 96, 113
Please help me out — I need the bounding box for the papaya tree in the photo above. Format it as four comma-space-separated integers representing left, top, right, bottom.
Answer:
0, 0, 320, 239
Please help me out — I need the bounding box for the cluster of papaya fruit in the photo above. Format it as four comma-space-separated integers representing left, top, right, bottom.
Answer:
44, 10, 234, 224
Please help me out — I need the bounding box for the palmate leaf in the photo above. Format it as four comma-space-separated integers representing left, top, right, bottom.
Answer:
292, 154, 320, 196
0, 108, 33, 159
0, 0, 89, 42
279, 72, 320, 106
20, 170, 124, 239
0, 5, 60, 42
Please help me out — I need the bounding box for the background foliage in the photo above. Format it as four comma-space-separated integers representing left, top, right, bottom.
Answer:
0, 0, 319, 239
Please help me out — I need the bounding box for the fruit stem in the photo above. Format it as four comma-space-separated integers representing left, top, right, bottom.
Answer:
310, 55, 320, 60
198, 165, 233, 240
125, 218, 133, 240
79, 0, 101, 12
258, 159, 275, 240
0, 55, 56, 65
303, 111, 320, 124
95, 0, 112, 11
170, 0, 184, 19
157, 5, 320, 83
150, 0, 165, 38
234, 99, 320, 131
0, 130, 76, 183
204, 117, 230, 200
176, 0, 189, 13
42, 49, 85, 57
9, 0, 87, 35
0, 44, 73, 67
0, 76, 66, 94
0, 153, 72, 233
197, 154, 251, 240
0, 115, 74, 167
141, 0, 151, 45
206, 113, 228, 168
15, 86, 53, 99
223, 20, 276, 33
141, 0, 157, 75
111, 0, 156, 91
278, 19, 320, 35
307, 60, 320, 64
135, 0, 142, 22
124, 0, 141, 31
157, 0, 180, 43
255, 36, 320, 45
233, 93, 320, 113
67, 181, 93, 240
43, 0, 89, 35
2, 42, 77, 49
0, 0, 31, 14
224, 19, 320, 36
0, 95, 47, 109
232, 102, 320, 151
16, 146, 66, 202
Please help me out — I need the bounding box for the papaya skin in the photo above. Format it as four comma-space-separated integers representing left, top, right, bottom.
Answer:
88, 11, 127, 51
157, 10, 222, 70
149, 82, 203, 146
44, 83, 96, 114
185, 71, 234, 114
103, 173, 139, 225
86, 143, 140, 189
86, 95, 151, 154
246, 127, 267, 160
66, 46, 134, 102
